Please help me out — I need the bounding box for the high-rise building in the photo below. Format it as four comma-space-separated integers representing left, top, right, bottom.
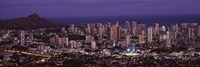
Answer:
147, 27, 153, 43
117, 27, 121, 41
61, 27, 66, 33
70, 40, 76, 49
70, 24, 75, 33
58, 38, 64, 47
188, 27, 194, 38
166, 31, 170, 40
198, 25, 200, 37
20, 31, 25, 46
171, 24, 179, 39
86, 35, 92, 43
13, 37, 19, 45
106, 22, 111, 40
160, 26, 167, 41
126, 21, 131, 30
139, 30, 145, 44
166, 38, 171, 47
137, 23, 146, 34
107, 22, 111, 27
63, 37, 69, 47
132, 21, 137, 35
97, 23, 103, 29
116, 22, 119, 27
91, 40, 96, 49
153, 23, 160, 36
165, 30, 171, 47
126, 35, 131, 46
50, 37, 55, 45
98, 28, 103, 43
111, 25, 118, 41
86, 24, 91, 34
90, 23, 97, 35
181, 23, 189, 29
91, 36, 95, 42
116, 22, 121, 41
77, 41, 83, 48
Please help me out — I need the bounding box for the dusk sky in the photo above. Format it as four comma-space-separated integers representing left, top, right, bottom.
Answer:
0, 0, 200, 18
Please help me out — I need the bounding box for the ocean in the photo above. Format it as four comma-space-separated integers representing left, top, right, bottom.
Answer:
48, 15, 200, 27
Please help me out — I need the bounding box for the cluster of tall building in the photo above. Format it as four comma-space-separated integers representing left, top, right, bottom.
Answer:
50, 35, 68, 47
69, 21, 200, 48
12, 21, 200, 49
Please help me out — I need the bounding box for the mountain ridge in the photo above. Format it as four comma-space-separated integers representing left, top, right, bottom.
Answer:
0, 13, 63, 30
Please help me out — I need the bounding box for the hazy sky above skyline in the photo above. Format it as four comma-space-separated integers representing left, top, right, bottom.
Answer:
0, 0, 200, 18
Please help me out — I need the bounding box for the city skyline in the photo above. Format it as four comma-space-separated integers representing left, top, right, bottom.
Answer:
1, 0, 200, 66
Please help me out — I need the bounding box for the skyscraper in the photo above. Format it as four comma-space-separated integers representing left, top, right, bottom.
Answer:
153, 23, 160, 36
171, 24, 179, 39
126, 35, 131, 46
68, 24, 75, 34
86, 24, 91, 34
61, 27, 66, 33
188, 27, 194, 38
116, 21, 119, 27
166, 38, 171, 47
116, 22, 121, 41
198, 25, 200, 37
63, 37, 69, 47
147, 27, 153, 43
166, 31, 171, 47
98, 28, 103, 43
20, 31, 25, 46
91, 40, 96, 49
58, 38, 64, 47
139, 30, 145, 44
159, 26, 167, 41
106, 22, 111, 40
126, 21, 131, 30
132, 21, 137, 35
111, 25, 118, 41
85, 35, 91, 43
137, 23, 146, 34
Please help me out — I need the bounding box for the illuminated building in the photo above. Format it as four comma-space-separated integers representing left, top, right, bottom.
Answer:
198, 25, 200, 37
147, 27, 153, 43
63, 37, 69, 46
106, 22, 111, 40
171, 24, 179, 39
116, 22, 121, 41
85, 35, 92, 43
61, 27, 66, 33
132, 21, 137, 35
91, 40, 96, 49
70, 40, 76, 49
126, 35, 131, 46
188, 27, 194, 38
137, 23, 146, 34
126, 21, 130, 30
20, 31, 25, 46
153, 23, 160, 36
159, 26, 167, 41
86, 24, 91, 34
111, 25, 118, 41
98, 28, 103, 43
139, 30, 145, 44
70, 24, 75, 33
58, 38, 64, 47
166, 38, 171, 47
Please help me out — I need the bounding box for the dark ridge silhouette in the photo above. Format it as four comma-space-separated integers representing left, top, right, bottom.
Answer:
0, 13, 64, 30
